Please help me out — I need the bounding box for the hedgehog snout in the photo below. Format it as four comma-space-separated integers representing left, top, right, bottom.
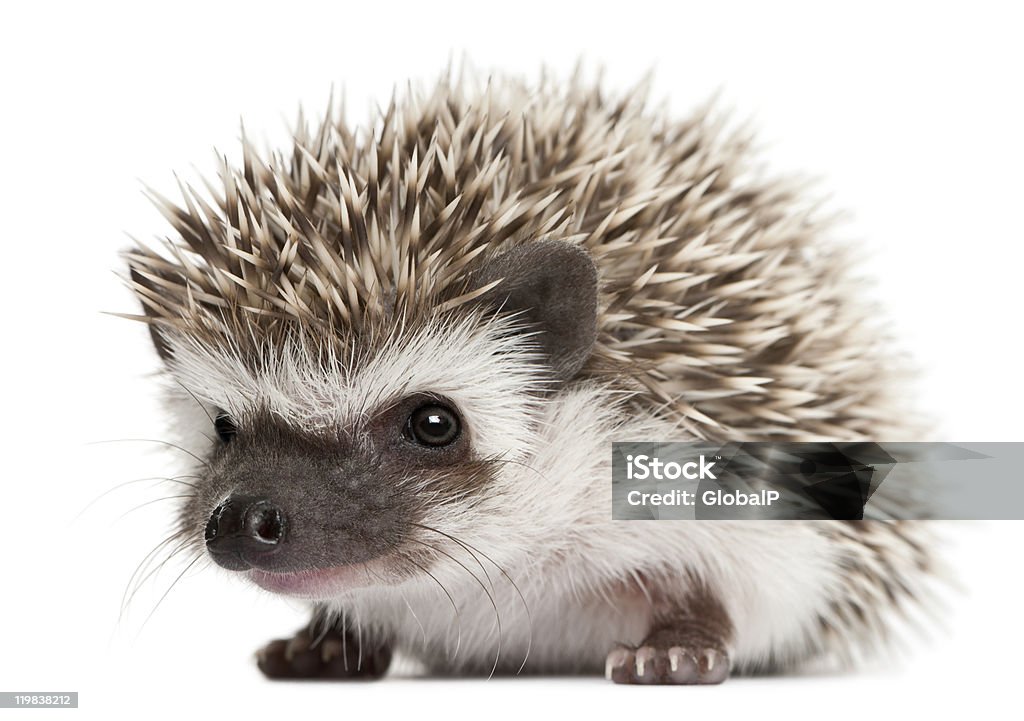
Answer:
205, 494, 287, 571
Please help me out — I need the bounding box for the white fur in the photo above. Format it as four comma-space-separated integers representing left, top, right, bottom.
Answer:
163, 314, 545, 461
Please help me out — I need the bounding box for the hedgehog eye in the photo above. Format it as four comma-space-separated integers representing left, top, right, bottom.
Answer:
214, 413, 237, 443
406, 404, 460, 447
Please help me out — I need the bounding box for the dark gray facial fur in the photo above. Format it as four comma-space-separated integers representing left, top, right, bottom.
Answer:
191, 399, 467, 573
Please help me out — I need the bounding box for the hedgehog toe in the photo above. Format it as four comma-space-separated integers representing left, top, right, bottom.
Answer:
256, 627, 391, 680
605, 644, 729, 685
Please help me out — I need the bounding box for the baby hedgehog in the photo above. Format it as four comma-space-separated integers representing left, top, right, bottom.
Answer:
124, 70, 935, 684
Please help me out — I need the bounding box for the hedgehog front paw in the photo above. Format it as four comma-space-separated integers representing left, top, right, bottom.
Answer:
256, 627, 391, 680
605, 643, 730, 685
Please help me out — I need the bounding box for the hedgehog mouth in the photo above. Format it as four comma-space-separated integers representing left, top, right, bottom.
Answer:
248, 562, 388, 599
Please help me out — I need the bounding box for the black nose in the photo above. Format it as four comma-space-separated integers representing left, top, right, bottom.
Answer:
205, 495, 286, 570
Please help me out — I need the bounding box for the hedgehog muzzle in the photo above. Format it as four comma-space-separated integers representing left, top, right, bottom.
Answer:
205, 495, 286, 571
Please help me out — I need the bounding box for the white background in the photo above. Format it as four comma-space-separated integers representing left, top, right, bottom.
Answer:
1, 1, 1022, 719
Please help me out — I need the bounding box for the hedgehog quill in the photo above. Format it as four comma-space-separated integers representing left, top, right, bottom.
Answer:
123, 70, 936, 684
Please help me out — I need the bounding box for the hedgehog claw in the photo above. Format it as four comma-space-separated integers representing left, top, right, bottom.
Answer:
606, 643, 729, 685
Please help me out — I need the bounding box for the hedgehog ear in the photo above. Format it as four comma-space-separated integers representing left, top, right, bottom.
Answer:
470, 240, 599, 383
129, 266, 174, 362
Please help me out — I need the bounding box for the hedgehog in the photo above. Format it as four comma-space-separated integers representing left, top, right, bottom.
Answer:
122, 69, 937, 684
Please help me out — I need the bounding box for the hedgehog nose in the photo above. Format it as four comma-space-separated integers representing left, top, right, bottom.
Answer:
205, 495, 286, 570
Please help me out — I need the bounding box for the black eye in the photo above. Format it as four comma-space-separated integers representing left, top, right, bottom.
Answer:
214, 413, 237, 443
406, 404, 460, 447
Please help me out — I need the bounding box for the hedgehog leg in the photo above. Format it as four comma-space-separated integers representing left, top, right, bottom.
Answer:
256, 618, 391, 680
606, 589, 733, 685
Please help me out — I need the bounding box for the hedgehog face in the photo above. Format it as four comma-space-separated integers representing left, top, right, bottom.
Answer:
150, 240, 599, 599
